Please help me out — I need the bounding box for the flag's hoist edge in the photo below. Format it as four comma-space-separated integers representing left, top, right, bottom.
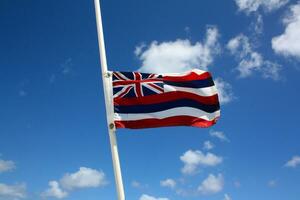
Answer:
111, 69, 220, 129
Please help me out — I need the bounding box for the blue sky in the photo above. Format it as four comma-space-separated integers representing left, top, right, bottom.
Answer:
1, 0, 300, 199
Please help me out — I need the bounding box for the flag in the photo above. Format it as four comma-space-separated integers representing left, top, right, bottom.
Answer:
112, 69, 220, 129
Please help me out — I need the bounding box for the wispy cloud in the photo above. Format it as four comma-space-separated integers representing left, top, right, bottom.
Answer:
285, 155, 300, 168
268, 180, 278, 187
160, 179, 176, 189
227, 34, 281, 80
234, 0, 289, 14
0, 159, 15, 173
0, 183, 26, 200
61, 58, 73, 75
131, 180, 148, 189
203, 141, 214, 151
214, 78, 234, 104
209, 130, 229, 142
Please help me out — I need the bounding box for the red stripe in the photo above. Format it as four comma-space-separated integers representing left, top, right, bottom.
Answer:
115, 116, 219, 129
113, 78, 162, 86
163, 71, 211, 82
134, 72, 143, 97
114, 91, 219, 106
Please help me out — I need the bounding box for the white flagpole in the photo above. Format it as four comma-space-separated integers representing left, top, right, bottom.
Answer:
94, 0, 125, 200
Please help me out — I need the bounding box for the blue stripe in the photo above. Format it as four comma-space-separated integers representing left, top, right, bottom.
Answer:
163, 77, 214, 88
114, 99, 220, 114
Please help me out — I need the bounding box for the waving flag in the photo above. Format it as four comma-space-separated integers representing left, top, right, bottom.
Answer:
112, 69, 220, 129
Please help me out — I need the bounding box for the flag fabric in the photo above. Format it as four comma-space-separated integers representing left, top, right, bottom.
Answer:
112, 69, 220, 129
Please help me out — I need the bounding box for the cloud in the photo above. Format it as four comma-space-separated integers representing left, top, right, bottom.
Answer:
272, 3, 300, 58
136, 27, 220, 74
203, 141, 214, 150
0, 183, 26, 199
250, 14, 264, 34
160, 179, 176, 189
214, 78, 234, 104
135, 43, 146, 56
198, 174, 224, 195
60, 167, 107, 190
0, 159, 15, 173
227, 34, 281, 80
285, 155, 300, 168
41, 181, 68, 199
209, 130, 229, 142
180, 150, 222, 175
131, 180, 148, 189
224, 193, 232, 200
42, 167, 107, 199
139, 194, 169, 200
234, 0, 289, 14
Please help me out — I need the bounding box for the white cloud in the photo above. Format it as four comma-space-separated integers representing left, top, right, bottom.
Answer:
227, 34, 281, 80
272, 3, 300, 58
160, 179, 176, 189
203, 141, 214, 150
60, 167, 107, 190
285, 155, 300, 168
198, 174, 224, 195
224, 193, 232, 200
42, 181, 68, 199
0, 159, 15, 173
139, 194, 169, 200
209, 130, 229, 142
42, 167, 107, 199
180, 150, 222, 175
214, 78, 234, 104
136, 27, 220, 74
235, 0, 289, 14
0, 183, 26, 199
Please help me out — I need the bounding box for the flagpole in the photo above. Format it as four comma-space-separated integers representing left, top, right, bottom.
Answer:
94, 0, 125, 200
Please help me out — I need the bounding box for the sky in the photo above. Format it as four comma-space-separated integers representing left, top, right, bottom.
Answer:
0, 0, 300, 200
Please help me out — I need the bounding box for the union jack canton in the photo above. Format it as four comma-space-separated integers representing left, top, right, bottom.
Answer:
113, 72, 164, 98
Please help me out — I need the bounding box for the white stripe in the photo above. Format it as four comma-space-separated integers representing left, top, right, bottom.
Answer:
114, 107, 220, 121
164, 85, 218, 97
161, 69, 207, 77
113, 85, 131, 98
142, 83, 163, 94
115, 72, 130, 80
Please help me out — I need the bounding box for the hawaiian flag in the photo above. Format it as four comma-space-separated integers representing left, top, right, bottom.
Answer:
112, 69, 220, 129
